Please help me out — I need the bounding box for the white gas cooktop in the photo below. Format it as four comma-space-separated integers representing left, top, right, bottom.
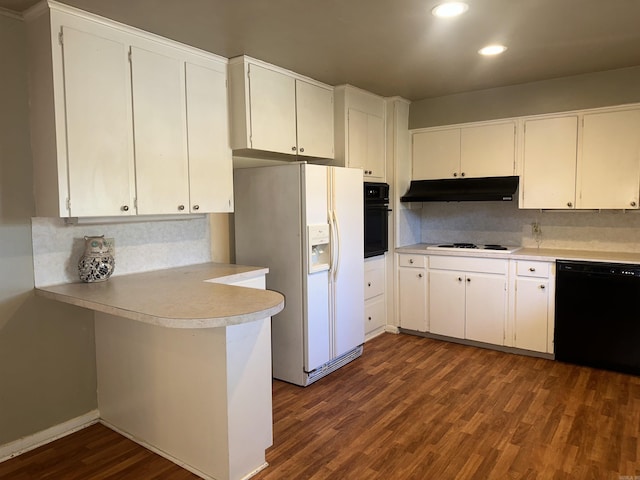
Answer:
426, 243, 522, 254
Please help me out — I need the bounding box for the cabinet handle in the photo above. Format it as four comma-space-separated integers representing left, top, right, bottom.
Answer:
529, 267, 536, 272
466, 278, 471, 282
291, 146, 297, 152
540, 285, 546, 290
567, 202, 573, 207
409, 259, 414, 264
368, 316, 372, 321
457, 277, 462, 282
418, 273, 423, 278
631, 201, 637, 207
368, 282, 372, 287
121, 205, 129, 212
178, 205, 185, 211
193, 205, 200, 211
461, 172, 466, 177
453, 172, 458, 177
299, 147, 305, 153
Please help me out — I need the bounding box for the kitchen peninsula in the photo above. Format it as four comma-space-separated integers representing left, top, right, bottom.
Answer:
36, 262, 285, 480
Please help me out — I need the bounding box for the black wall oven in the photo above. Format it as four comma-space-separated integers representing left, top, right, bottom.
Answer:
364, 182, 390, 258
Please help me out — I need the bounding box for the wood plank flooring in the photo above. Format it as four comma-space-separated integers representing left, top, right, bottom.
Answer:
2, 332, 639, 479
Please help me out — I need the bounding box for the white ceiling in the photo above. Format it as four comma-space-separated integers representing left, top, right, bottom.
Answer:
4, 0, 640, 101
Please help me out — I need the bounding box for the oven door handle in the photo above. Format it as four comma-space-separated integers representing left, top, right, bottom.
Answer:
366, 206, 393, 212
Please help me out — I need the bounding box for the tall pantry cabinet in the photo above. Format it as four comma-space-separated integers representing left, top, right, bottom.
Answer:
334, 85, 386, 181
25, 1, 233, 218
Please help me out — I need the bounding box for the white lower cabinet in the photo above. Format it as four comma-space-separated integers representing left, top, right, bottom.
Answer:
398, 254, 427, 332
429, 256, 507, 344
364, 256, 387, 337
396, 253, 555, 355
428, 270, 464, 337
511, 260, 554, 353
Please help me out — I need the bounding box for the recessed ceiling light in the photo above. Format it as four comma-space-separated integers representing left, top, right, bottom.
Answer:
431, 2, 469, 18
478, 44, 508, 56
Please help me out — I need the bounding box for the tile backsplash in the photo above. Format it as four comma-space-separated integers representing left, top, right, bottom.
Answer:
32, 216, 211, 287
418, 200, 640, 252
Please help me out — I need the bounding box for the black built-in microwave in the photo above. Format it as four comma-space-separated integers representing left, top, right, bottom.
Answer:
364, 182, 390, 258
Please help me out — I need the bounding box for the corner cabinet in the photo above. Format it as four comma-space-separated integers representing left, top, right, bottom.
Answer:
334, 85, 386, 181
26, 2, 233, 218
228, 56, 334, 160
412, 122, 515, 180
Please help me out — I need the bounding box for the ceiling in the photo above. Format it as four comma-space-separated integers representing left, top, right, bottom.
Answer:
4, 0, 640, 101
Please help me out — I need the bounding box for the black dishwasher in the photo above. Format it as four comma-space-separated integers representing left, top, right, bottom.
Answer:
555, 260, 640, 376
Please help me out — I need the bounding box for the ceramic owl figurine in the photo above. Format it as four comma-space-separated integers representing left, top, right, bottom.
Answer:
78, 235, 115, 282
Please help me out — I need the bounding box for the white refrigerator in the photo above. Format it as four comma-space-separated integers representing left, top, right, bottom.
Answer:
234, 163, 364, 386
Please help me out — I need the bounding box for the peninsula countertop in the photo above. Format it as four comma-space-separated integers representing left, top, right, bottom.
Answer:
36, 262, 285, 328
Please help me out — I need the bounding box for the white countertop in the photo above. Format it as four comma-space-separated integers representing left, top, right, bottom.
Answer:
36, 262, 285, 329
397, 244, 640, 264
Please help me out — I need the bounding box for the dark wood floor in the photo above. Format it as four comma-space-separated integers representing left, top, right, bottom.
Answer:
2, 333, 639, 479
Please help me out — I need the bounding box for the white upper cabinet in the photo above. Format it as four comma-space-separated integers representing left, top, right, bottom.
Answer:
521, 107, 640, 210
334, 85, 386, 180
521, 116, 578, 209
185, 62, 233, 213
412, 122, 515, 180
60, 26, 136, 217
245, 63, 297, 155
412, 129, 459, 180
26, 3, 232, 217
296, 79, 335, 159
228, 56, 334, 159
131, 46, 190, 215
579, 109, 640, 210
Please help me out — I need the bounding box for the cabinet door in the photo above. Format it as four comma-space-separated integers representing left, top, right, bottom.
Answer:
579, 109, 640, 209
412, 129, 460, 180
465, 274, 506, 345
131, 46, 189, 215
247, 63, 297, 155
461, 122, 515, 178
347, 109, 367, 171
185, 62, 233, 213
521, 116, 578, 209
366, 114, 385, 179
429, 270, 465, 337
514, 277, 549, 352
398, 267, 427, 332
296, 80, 334, 159
61, 26, 135, 217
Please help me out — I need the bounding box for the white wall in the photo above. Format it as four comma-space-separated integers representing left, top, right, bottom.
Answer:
0, 12, 97, 446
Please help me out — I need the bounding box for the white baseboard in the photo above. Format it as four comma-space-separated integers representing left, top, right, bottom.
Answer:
385, 324, 400, 334
0, 409, 100, 463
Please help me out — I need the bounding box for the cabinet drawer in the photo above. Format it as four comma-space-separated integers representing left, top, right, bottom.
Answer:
365, 296, 386, 334
398, 254, 427, 268
364, 266, 385, 300
516, 261, 550, 278
429, 255, 507, 274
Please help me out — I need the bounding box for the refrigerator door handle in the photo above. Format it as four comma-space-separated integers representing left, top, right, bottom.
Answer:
332, 209, 341, 279
329, 210, 336, 275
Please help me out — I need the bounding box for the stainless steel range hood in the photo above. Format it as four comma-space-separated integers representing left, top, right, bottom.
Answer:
400, 176, 519, 202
